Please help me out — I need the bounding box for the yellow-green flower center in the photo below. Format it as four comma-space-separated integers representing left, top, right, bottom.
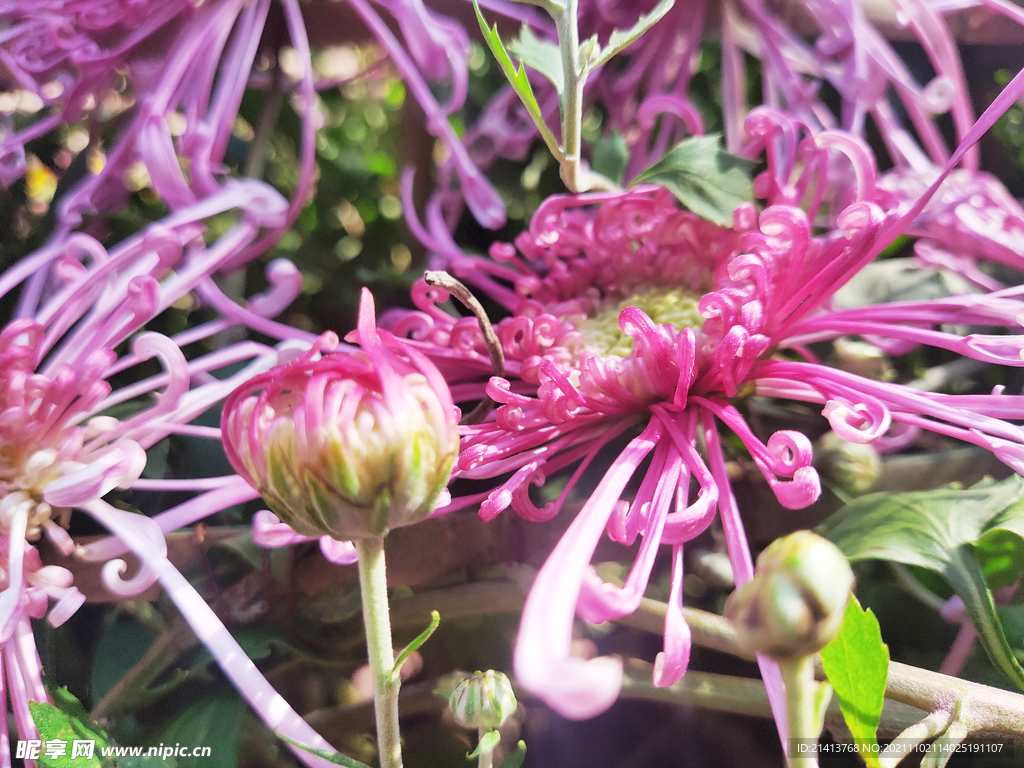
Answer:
578, 287, 704, 358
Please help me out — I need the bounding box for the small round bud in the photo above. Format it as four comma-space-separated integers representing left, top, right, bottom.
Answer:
832, 337, 893, 381
725, 531, 854, 660
222, 290, 459, 540
817, 431, 882, 496
449, 670, 517, 730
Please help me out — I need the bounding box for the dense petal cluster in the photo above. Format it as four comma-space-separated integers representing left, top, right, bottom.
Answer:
223, 289, 459, 541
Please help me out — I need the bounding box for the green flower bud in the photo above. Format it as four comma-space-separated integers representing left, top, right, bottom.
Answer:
222, 290, 459, 540
449, 670, 517, 730
817, 431, 882, 496
724, 531, 854, 660
832, 337, 893, 381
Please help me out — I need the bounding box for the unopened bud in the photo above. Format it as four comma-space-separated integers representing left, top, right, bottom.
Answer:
449, 670, 517, 730
222, 289, 459, 540
725, 531, 854, 660
832, 337, 893, 381
817, 431, 882, 495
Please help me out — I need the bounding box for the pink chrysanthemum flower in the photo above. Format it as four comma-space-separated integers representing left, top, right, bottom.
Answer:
381, 96, 1024, 732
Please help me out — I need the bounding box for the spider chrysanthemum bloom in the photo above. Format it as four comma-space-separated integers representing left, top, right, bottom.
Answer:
223, 288, 460, 541
383, 115, 1024, 725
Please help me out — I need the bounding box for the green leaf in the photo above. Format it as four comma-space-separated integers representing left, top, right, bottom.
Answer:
473, 0, 563, 160
91, 617, 153, 704
631, 134, 755, 226
591, 132, 629, 185
819, 475, 1024, 691
592, 0, 676, 69
155, 694, 245, 768
391, 610, 440, 684
996, 604, 1024, 651
500, 741, 527, 768
820, 597, 889, 767
29, 701, 104, 768
277, 734, 372, 768
507, 26, 563, 95
468, 730, 501, 759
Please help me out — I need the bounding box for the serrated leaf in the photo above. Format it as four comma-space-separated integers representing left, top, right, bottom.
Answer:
820, 597, 889, 767
500, 741, 527, 768
473, 0, 563, 160
819, 475, 1024, 691
29, 701, 104, 768
592, 0, 675, 69
631, 134, 754, 226
507, 26, 563, 95
591, 132, 629, 185
468, 729, 501, 759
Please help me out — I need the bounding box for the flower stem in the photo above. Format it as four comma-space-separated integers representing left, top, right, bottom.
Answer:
356, 536, 403, 768
777, 657, 819, 768
477, 728, 493, 768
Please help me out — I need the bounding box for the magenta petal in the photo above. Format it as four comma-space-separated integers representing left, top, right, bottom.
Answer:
253, 510, 316, 548
514, 420, 662, 720
653, 545, 690, 687
319, 537, 359, 565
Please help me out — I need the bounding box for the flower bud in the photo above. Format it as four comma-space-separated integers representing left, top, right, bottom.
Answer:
449, 670, 517, 730
222, 289, 459, 540
817, 431, 882, 496
724, 531, 854, 660
832, 337, 893, 381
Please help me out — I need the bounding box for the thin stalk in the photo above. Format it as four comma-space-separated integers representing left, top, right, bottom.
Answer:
356, 537, 402, 768
90, 621, 197, 722
778, 657, 820, 768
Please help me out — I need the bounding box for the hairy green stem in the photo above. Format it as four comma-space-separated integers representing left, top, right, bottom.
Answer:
356, 537, 402, 768
555, 0, 582, 190
778, 657, 820, 768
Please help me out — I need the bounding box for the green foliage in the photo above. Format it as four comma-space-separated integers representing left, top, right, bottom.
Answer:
276, 733, 371, 768
507, 26, 563, 96
588, 0, 676, 69
391, 610, 440, 683
500, 741, 528, 768
591, 132, 629, 185
155, 694, 244, 768
473, 0, 563, 160
467, 729, 501, 759
30, 700, 104, 768
819, 476, 1024, 690
91, 617, 154, 704
30, 688, 165, 768
820, 597, 889, 766
632, 134, 755, 226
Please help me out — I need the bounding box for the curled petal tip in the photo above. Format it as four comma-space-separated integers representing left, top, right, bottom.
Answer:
516, 654, 624, 721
